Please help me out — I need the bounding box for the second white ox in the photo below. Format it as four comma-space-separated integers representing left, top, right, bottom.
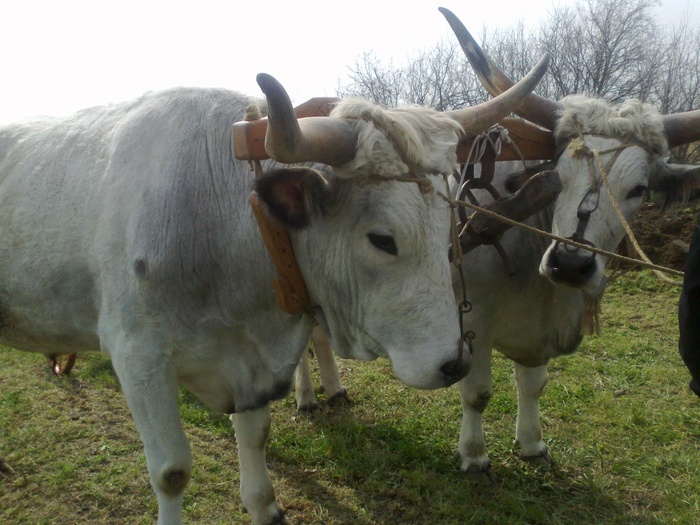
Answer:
440, 8, 700, 478
0, 51, 549, 524
297, 8, 700, 483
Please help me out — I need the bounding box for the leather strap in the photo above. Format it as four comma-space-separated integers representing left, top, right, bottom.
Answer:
249, 191, 310, 315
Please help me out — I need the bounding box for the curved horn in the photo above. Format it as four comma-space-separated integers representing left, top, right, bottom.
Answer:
257, 73, 358, 166
445, 52, 551, 136
663, 109, 700, 149
439, 7, 563, 132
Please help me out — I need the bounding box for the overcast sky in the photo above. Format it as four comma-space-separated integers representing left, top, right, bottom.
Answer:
1, 0, 697, 124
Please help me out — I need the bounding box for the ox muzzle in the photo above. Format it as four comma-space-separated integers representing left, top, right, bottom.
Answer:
439, 352, 471, 386
546, 187, 599, 287
547, 239, 597, 287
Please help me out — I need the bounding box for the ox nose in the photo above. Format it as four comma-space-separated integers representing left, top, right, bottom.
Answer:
549, 240, 597, 287
440, 353, 471, 386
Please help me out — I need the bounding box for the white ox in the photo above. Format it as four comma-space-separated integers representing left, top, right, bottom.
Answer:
440, 8, 700, 478
0, 57, 549, 523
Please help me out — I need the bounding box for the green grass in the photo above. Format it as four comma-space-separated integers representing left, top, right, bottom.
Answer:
2, 270, 699, 524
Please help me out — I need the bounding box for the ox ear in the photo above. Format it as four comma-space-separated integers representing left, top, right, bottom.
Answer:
649, 160, 700, 209
254, 167, 330, 228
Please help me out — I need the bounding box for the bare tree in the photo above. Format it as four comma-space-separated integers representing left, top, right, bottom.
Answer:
338, 41, 486, 110
480, 21, 544, 94
402, 40, 475, 111
337, 51, 403, 108
654, 19, 700, 161
536, 0, 663, 101
338, 0, 698, 159
655, 20, 700, 113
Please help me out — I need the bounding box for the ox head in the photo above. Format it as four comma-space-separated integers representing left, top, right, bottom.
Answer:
441, 7, 700, 295
252, 64, 549, 389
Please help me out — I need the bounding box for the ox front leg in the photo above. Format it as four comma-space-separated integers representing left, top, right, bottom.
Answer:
230, 406, 289, 525
456, 343, 496, 481
514, 363, 552, 465
110, 348, 192, 525
310, 326, 347, 403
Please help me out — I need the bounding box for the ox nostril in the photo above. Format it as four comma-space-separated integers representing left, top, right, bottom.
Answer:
440, 357, 470, 384
549, 241, 597, 286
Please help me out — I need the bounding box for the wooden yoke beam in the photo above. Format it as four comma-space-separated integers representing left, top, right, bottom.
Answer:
234, 98, 556, 163
233, 97, 339, 161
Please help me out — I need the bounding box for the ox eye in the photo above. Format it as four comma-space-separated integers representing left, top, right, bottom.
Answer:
367, 233, 398, 256
626, 185, 648, 199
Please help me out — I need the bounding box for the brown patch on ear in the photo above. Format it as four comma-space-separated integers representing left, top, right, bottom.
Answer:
254, 167, 328, 228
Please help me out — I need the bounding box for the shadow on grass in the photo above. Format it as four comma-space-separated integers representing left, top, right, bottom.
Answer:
42, 354, 665, 524
268, 408, 664, 525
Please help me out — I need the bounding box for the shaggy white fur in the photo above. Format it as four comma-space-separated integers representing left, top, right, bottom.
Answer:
554, 94, 668, 156
329, 99, 464, 179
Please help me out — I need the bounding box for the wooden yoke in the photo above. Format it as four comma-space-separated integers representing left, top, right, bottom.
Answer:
459, 170, 562, 254
233, 97, 339, 160
234, 99, 556, 163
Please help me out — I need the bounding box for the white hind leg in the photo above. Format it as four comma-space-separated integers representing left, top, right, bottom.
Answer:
514, 362, 551, 465
294, 346, 319, 411
310, 326, 346, 402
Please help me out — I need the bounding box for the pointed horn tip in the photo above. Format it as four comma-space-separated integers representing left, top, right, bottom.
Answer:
438, 7, 467, 32
256, 73, 280, 94
535, 53, 551, 75
516, 53, 550, 89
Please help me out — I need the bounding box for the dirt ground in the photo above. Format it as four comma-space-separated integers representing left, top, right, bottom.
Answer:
626, 201, 700, 272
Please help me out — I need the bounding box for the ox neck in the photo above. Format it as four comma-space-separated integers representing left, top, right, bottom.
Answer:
249, 191, 311, 316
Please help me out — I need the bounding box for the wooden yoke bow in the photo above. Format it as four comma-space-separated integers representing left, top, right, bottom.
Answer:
234, 97, 338, 315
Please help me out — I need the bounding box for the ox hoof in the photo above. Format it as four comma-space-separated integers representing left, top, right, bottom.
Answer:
461, 462, 498, 484
0, 457, 15, 477
520, 449, 554, 467
297, 401, 320, 413
48, 353, 77, 376
271, 514, 291, 525
242, 506, 290, 525
326, 389, 349, 406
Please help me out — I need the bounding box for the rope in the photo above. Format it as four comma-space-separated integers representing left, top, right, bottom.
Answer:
591, 147, 682, 285
569, 134, 683, 286
439, 191, 684, 280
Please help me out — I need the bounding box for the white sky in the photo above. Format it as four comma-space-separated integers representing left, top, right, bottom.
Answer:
1, 0, 697, 124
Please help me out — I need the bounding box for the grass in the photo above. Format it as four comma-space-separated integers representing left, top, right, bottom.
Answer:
1, 269, 700, 524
